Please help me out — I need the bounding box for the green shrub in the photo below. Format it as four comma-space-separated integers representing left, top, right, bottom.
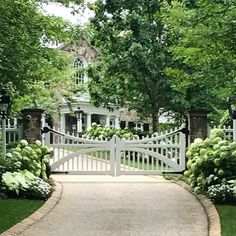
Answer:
207, 183, 235, 204
28, 177, 52, 199
1, 170, 52, 199
1, 170, 35, 195
228, 179, 236, 195
3, 139, 50, 182
158, 123, 177, 133
84, 123, 135, 140
184, 128, 236, 202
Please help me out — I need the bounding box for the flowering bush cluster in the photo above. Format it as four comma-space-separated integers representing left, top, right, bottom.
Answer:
1, 170, 51, 199
207, 183, 235, 204
28, 177, 52, 199
84, 123, 135, 140
0, 139, 52, 199
1, 170, 34, 195
4, 139, 50, 181
184, 128, 236, 203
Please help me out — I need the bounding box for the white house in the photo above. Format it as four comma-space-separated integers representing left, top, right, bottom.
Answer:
58, 38, 150, 134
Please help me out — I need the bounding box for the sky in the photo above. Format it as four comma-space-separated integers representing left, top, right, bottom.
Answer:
41, 2, 94, 25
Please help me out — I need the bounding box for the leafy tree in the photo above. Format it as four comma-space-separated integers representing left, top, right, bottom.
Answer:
162, 0, 236, 117
0, 0, 79, 116
87, 0, 187, 131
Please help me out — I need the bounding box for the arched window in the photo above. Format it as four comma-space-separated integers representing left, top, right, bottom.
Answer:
74, 58, 85, 84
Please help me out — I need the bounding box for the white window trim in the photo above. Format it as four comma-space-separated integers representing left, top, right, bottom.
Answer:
73, 56, 88, 84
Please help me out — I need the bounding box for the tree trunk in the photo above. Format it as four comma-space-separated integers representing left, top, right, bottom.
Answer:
151, 112, 159, 133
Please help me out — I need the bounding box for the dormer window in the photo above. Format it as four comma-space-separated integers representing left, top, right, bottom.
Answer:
74, 58, 85, 84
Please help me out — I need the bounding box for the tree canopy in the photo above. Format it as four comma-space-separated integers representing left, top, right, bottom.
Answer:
87, 0, 186, 131
87, 0, 236, 128
162, 0, 236, 118
1, 0, 235, 126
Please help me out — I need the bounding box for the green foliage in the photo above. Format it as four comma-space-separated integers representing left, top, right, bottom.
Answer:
3, 139, 50, 182
84, 123, 135, 140
0, 139, 52, 199
184, 129, 236, 203
208, 109, 231, 127
207, 183, 235, 204
86, 0, 235, 127
158, 123, 177, 133
27, 177, 52, 199
0, 0, 71, 89
1, 170, 51, 199
163, 174, 188, 182
228, 179, 236, 195
0, 0, 78, 116
162, 0, 236, 115
87, 0, 187, 131
2, 170, 35, 195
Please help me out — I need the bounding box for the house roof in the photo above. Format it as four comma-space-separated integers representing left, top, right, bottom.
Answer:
59, 37, 101, 57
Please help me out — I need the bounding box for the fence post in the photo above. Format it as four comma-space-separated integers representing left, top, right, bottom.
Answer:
21, 109, 44, 144
179, 131, 186, 171
233, 119, 236, 141
188, 109, 209, 145
41, 112, 46, 145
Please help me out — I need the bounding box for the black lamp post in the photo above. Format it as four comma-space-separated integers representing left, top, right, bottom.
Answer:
74, 107, 83, 133
0, 88, 11, 157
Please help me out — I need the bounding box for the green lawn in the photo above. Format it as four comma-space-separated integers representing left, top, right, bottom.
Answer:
163, 173, 188, 182
90, 150, 172, 171
61, 147, 175, 171
0, 198, 44, 233
216, 205, 236, 236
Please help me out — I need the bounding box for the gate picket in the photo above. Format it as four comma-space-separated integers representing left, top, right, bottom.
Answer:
45, 127, 186, 176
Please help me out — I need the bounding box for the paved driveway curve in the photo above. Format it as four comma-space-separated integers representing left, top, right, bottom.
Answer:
20, 175, 208, 236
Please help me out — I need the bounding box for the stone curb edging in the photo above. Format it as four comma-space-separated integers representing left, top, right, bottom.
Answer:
173, 180, 221, 236
0, 181, 63, 236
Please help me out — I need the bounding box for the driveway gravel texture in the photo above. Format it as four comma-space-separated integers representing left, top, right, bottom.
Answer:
19, 175, 208, 236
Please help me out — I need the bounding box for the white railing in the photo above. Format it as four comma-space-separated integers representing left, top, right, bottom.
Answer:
222, 125, 234, 140
45, 126, 186, 176
0, 118, 21, 144
211, 120, 236, 141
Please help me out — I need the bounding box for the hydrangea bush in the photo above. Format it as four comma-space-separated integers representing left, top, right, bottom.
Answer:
1, 170, 52, 199
207, 183, 235, 204
28, 177, 52, 199
184, 129, 236, 203
84, 123, 135, 140
1, 170, 34, 195
3, 139, 50, 182
0, 139, 53, 200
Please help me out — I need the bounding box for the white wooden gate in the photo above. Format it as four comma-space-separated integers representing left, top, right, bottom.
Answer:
44, 127, 186, 176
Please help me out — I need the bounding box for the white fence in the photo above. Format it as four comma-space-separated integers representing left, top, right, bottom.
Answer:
221, 125, 235, 140
45, 126, 186, 176
210, 120, 236, 141
0, 118, 21, 144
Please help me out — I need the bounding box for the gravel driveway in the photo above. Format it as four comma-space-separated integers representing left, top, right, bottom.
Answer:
19, 175, 208, 236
